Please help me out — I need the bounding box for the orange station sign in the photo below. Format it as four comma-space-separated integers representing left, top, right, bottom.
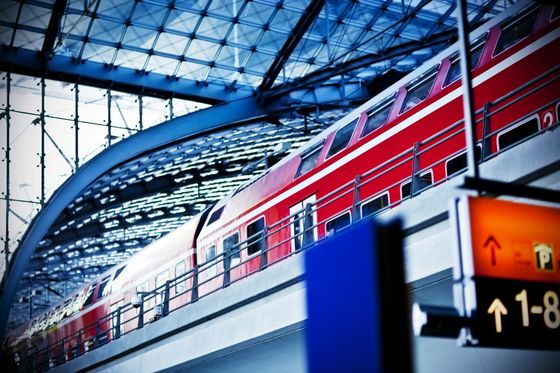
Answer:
462, 197, 560, 283
453, 196, 560, 349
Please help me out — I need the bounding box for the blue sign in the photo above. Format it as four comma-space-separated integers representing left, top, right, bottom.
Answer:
305, 219, 383, 373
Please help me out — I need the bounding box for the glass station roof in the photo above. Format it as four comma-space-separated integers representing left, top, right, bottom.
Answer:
1, 0, 508, 100
0, 0, 512, 327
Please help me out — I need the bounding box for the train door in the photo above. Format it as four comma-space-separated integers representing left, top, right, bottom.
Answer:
289, 195, 318, 253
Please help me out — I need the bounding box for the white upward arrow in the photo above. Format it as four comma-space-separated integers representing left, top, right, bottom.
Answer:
488, 298, 508, 333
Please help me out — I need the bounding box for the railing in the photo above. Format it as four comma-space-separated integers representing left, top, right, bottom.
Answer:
8, 64, 560, 372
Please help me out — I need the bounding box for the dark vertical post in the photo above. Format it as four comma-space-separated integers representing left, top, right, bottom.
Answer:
4, 72, 11, 270
224, 248, 231, 288
192, 266, 199, 302
28, 288, 32, 320
168, 97, 174, 119
352, 175, 361, 222
456, 0, 480, 183
107, 89, 112, 146
76, 329, 82, 356
40, 78, 46, 206
482, 102, 492, 160
303, 203, 315, 247
411, 142, 421, 197
115, 307, 121, 339
138, 95, 143, 131
74, 83, 79, 170
138, 299, 144, 329
260, 226, 268, 270
163, 282, 169, 316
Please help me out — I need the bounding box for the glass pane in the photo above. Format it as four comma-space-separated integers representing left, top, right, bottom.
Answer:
498, 117, 539, 150
175, 261, 186, 293
445, 42, 485, 86
401, 181, 411, 199
296, 144, 322, 178
362, 194, 389, 217
495, 10, 539, 55
362, 101, 393, 137
98, 276, 111, 299
400, 73, 436, 114
327, 119, 357, 158
224, 233, 240, 260
247, 218, 264, 256
325, 212, 351, 234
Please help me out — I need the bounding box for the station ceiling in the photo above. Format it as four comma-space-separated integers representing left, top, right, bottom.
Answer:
0, 0, 509, 328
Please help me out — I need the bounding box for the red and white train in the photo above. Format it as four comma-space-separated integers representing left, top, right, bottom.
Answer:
4, 1, 560, 370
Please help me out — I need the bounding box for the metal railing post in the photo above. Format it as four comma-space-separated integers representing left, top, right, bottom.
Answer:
192, 266, 199, 302
260, 226, 269, 270
303, 203, 314, 247
482, 102, 492, 160
163, 282, 170, 316
224, 250, 231, 288
411, 142, 421, 197
115, 307, 122, 339
138, 298, 144, 329
77, 329, 82, 357
352, 175, 361, 222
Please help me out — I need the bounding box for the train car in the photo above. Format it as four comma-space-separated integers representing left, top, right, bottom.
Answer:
194, 0, 560, 294
3, 0, 559, 370
3, 213, 206, 370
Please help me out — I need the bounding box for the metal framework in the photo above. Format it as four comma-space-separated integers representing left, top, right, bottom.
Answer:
0, 0, 511, 337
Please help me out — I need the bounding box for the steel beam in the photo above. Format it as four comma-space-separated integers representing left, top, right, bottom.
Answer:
3, 73, 11, 276
40, 0, 69, 61
264, 29, 457, 102
40, 78, 46, 206
0, 48, 248, 104
257, 0, 325, 97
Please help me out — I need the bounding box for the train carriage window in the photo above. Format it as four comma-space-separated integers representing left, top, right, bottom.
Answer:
497, 115, 540, 150
247, 217, 265, 256
296, 142, 324, 178
325, 212, 351, 235
97, 276, 111, 300
445, 146, 482, 177
175, 261, 186, 294
494, 9, 539, 56
553, 6, 560, 21
401, 170, 433, 199
445, 41, 485, 87
82, 284, 96, 309
207, 206, 224, 226
205, 245, 217, 278
400, 70, 437, 114
224, 232, 241, 265
327, 118, 358, 158
155, 270, 169, 304
362, 99, 394, 137
361, 193, 389, 218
